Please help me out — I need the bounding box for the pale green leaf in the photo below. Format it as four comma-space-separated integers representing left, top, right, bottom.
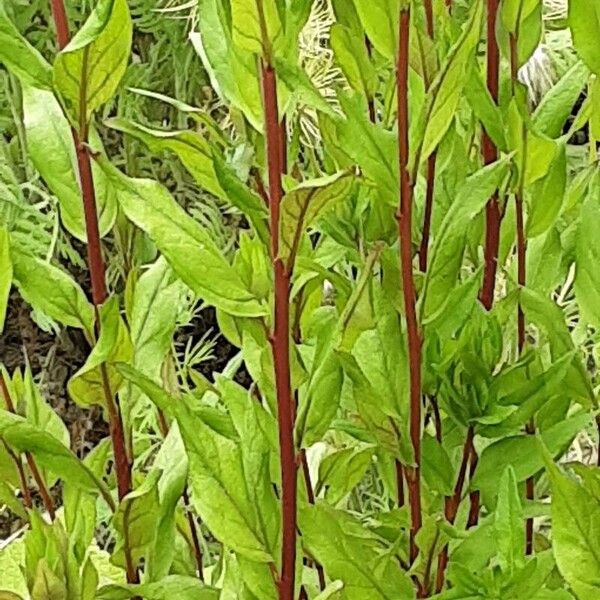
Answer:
0, 227, 11, 333
98, 158, 268, 317
22, 86, 116, 241
569, 0, 600, 74
53, 0, 132, 124
11, 249, 94, 333
0, 6, 51, 88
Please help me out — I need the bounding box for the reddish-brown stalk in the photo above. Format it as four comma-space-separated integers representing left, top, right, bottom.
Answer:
479, 0, 501, 311
469, 0, 501, 528
435, 426, 474, 592
261, 61, 296, 600
0, 375, 53, 516
49, 0, 136, 584
419, 0, 444, 451
396, 5, 422, 566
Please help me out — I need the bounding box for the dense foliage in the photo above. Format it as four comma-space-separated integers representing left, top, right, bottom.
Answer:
1, 0, 600, 598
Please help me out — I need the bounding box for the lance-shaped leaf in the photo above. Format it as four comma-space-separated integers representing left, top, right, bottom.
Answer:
421, 159, 509, 321
68, 297, 133, 408
418, 0, 484, 162
53, 0, 132, 125
231, 0, 283, 57
0, 411, 110, 499
575, 173, 600, 328
191, 0, 263, 130
544, 453, 600, 599
106, 118, 224, 199
300, 502, 416, 599
527, 143, 567, 238
353, 0, 400, 61
331, 24, 377, 99
495, 466, 525, 574
279, 172, 354, 265
0, 227, 11, 333
532, 60, 590, 138
96, 576, 220, 600
98, 158, 268, 318
0, 6, 52, 89
501, 0, 540, 33
112, 471, 161, 572
146, 422, 189, 582
22, 85, 116, 241
176, 402, 276, 563
11, 249, 94, 334
472, 412, 592, 509
569, 0, 600, 74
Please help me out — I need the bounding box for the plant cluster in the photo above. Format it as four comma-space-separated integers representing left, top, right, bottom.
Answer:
1, 0, 600, 599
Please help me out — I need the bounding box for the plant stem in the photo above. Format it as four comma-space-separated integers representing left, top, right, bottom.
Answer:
479, 0, 501, 311
261, 60, 296, 600
436, 426, 474, 592
469, 0, 501, 529
49, 0, 136, 583
1, 438, 32, 509
396, 5, 422, 565
424, 0, 434, 38
0, 374, 55, 518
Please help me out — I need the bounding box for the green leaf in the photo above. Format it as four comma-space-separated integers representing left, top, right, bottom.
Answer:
330, 24, 377, 98
98, 158, 268, 317
105, 118, 224, 199
0, 411, 110, 499
146, 422, 189, 581
0, 227, 11, 333
527, 143, 567, 238
96, 576, 220, 600
300, 502, 416, 599
279, 172, 354, 264
464, 66, 508, 152
422, 159, 509, 320
317, 444, 375, 505
22, 86, 116, 241
419, 0, 484, 162
231, 0, 283, 57
352, 0, 400, 61
520, 287, 593, 406
544, 456, 600, 599
112, 471, 161, 572
495, 466, 525, 574
569, 0, 600, 74
0, 6, 52, 88
337, 92, 398, 206
68, 297, 133, 408
176, 401, 276, 563
574, 173, 600, 328
532, 61, 590, 138
501, 0, 540, 33
11, 249, 94, 334
192, 0, 263, 130
472, 412, 592, 509
53, 0, 132, 125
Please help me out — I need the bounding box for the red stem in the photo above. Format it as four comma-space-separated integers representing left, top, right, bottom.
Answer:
470, 0, 501, 528
49, 0, 136, 583
479, 0, 501, 312
0, 375, 54, 518
435, 426, 474, 592
397, 6, 422, 565
261, 61, 296, 600
424, 0, 434, 38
